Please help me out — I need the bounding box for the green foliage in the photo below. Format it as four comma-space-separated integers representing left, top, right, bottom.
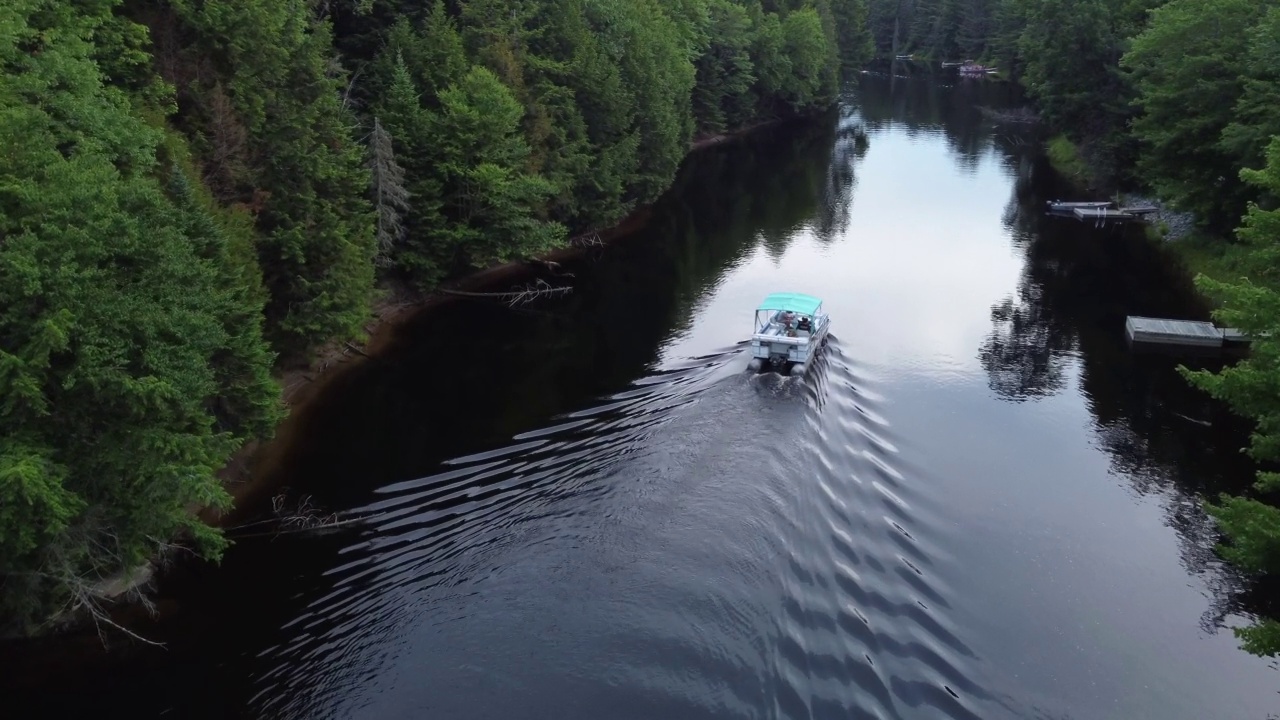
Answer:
1235, 618, 1280, 658
0, 0, 279, 631
1221, 5, 1280, 188
166, 0, 377, 356
1181, 137, 1280, 657
781, 7, 838, 109
865, 0, 996, 61
596, 0, 699, 203
692, 0, 757, 134
1203, 495, 1280, 574
1171, 230, 1250, 287
1122, 0, 1274, 230
1019, 0, 1126, 136
553, 0, 642, 228
0, 448, 81, 566
430, 65, 567, 269
832, 0, 875, 71
986, 0, 1027, 73
1045, 134, 1089, 185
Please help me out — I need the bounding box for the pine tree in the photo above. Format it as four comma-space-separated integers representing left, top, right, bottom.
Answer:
1182, 136, 1280, 657
0, 0, 279, 631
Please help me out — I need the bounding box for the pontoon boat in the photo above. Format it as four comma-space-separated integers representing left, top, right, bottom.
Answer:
747, 292, 830, 377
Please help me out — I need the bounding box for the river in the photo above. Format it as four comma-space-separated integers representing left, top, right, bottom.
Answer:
9, 67, 1280, 719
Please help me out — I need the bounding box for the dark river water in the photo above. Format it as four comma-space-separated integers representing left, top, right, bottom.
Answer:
9, 68, 1280, 719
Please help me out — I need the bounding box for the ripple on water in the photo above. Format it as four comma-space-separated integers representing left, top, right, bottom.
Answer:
769, 345, 986, 720
246, 343, 993, 720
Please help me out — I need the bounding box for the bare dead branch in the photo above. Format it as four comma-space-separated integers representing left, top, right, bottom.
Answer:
439, 278, 573, 306
76, 592, 166, 649
570, 232, 604, 248
341, 65, 364, 112
35, 545, 166, 649
367, 117, 411, 267
223, 493, 354, 539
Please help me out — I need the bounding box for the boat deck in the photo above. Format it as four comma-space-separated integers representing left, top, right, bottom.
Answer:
757, 322, 808, 335
755, 322, 813, 342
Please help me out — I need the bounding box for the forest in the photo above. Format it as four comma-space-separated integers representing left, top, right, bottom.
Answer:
0, 0, 874, 634
864, 0, 1280, 656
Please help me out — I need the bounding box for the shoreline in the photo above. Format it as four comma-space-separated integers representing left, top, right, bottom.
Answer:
201, 203, 657, 528
13, 112, 811, 650
206, 112, 806, 525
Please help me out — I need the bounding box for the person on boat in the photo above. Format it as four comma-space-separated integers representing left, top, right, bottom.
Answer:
797, 316, 811, 332
778, 310, 795, 328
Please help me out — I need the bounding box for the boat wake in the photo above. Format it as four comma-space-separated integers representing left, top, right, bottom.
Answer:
245, 337, 1001, 720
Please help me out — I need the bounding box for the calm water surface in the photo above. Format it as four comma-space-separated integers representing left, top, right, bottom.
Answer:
12, 69, 1280, 719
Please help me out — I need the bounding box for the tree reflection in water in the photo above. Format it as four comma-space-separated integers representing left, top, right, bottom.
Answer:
973, 128, 1273, 638
813, 106, 868, 244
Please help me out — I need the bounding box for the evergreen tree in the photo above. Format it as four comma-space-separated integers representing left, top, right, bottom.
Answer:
587, 0, 698, 204
428, 65, 567, 269
1019, 0, 1123, 134
168, 0, 377, 356
1122, 0, 1274, 230
692, 0, 757, 135
781, 7, 836, 110
1181, 136, 1280, 657
1221, 5, 1280, 192
832, 0, 876, 70
0, 0, 279, 630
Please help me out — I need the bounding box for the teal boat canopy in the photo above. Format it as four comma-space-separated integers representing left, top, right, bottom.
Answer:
756, 292, 822, 316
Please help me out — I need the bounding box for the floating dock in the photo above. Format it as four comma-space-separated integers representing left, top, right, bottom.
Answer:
1045, 200, 1160, 223
1073, 207, 1157, 222
1125, 316, 1250, 349
1126, 316, 1223, 347
1048, 201, 1111, 210
1073, 207, 1133, 220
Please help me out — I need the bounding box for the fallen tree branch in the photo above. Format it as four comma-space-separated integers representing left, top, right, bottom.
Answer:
569, 232, 604, 248
273, 493, 341, 532
76, 591, 166, 649
439, 278, 572, 306
33, 545, 166, 649
224, 493, 366, 539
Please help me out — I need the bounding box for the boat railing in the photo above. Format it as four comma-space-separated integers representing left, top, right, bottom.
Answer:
754, 307, 828, 343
